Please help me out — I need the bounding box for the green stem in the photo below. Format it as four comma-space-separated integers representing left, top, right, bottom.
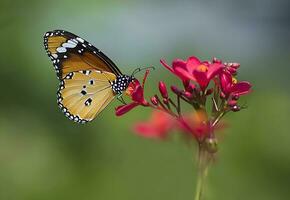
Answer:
194, 146, 210, 200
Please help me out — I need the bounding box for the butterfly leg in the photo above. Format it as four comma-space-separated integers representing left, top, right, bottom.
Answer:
117, 95, 127, 105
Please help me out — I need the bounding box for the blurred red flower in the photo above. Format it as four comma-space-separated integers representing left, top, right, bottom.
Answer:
178, 110, 211, 140
133, 111, 175, 139
134, 109, 218, 142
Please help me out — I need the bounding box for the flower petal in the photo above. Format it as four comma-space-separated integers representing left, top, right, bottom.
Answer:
131, 85, 148, 105
142, 70, 150, 88
207, 63, 223, 80
131, 85, 144, 102
172, 59, 187, 71
177, 111, 210, 140
174, 67, 196, 81
231, 81, 252, 96
115, 102, 139, 116
133, 111, 174, 139
160, 59, 174, 73
134, 123, 165, 138
126, 80, 140, 96
193, 70, 209, 90
219, 71, 232, 95
186, 56, 201, 73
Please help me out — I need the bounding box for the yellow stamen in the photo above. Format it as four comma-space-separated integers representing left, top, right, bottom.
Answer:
232, 77, 238, 84
125, 86, 134, 96
197, 65, 208, 72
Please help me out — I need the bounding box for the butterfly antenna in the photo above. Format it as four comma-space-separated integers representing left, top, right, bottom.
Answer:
131, 66, 155, 77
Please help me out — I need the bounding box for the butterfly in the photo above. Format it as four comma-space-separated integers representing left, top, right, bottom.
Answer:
43, 30, 136, 124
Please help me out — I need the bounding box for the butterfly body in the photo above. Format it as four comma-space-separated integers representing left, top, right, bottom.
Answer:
44, 30, 133, 123
111, 75, 133, 95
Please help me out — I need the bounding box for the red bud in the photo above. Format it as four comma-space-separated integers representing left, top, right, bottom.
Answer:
163, 98, 169, 104
228, 100, 237, 106
158, 81, 168, 98
185, 83, 195, 93
170, 85, 182, 95
232, 94, 240, 100
231, 63, 240, 69
228, 67, 237, 74
184, 91, 193, 99
220, 92, 226, 99
205, 88, 213, 95
213, 57, 222, 64
150, 96, 158, 105
231, 105, 240, 112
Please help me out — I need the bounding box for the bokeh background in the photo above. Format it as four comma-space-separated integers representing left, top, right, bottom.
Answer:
0, 0, 289, 199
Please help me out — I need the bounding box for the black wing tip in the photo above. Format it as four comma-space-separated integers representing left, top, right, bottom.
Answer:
43, 30, 67, 38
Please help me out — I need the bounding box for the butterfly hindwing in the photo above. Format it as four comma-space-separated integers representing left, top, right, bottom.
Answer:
58, 70, 116, 123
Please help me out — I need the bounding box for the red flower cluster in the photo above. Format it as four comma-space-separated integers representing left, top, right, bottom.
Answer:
115, 55, 252, 199
161, 56, 251, 112
116, 55, 252, 150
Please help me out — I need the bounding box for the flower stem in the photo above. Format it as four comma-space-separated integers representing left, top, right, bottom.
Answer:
194, 146, 210, 200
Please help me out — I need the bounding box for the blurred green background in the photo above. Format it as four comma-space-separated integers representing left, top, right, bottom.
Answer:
0, 0, 289, 199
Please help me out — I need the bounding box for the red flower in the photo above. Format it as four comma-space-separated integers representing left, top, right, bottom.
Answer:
219, 71, 251, 98
178, 111, 211, 140
161, 56, 223, 91
133, 111, 175, 139
115, 71, 150, 116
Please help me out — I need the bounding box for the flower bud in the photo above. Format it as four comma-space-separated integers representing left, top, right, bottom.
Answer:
193, 87, 201, 96
183, 91, 192, 99
171, 85, 182, 95
205, 138, 218, 153
158, 81, 168, 98
220, 92, 226, 99
213, 57, 222, 64
182, 80, 190, 88
228, 67, 237, 75
163, 98, 169, 104
228, 100, 237, 107
185, 83, 195, 93
232, 94, 240, 100
150, 96, 159, 105
205, 88, 213, 96
231, 105, 240, 112
231, 62, 240, 69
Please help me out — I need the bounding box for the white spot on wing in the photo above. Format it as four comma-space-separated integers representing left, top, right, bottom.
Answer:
62, 42, 77, 48
56, 47, 67, 53
76, 37, 84, 43
52, 53, 58, 58
68, 39, 77, 45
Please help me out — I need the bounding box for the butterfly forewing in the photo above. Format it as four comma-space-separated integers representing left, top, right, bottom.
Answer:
44, 30, 122, 79
44, 30, 122, 123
